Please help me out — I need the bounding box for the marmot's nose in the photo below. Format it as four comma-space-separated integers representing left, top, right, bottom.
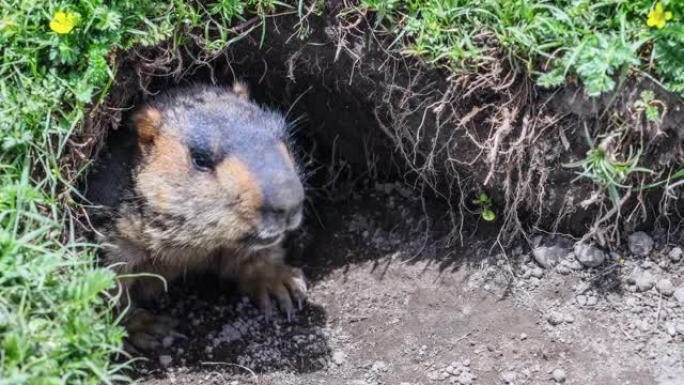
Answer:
260, 176, 304, 229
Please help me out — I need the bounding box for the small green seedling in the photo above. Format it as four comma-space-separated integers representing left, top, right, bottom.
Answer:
634, 90, 664, 123
564, 145, 653, 207
472, 192, 496, 222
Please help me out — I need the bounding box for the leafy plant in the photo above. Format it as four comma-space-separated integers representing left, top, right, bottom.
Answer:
634, 90, 665, 122
472, 192, 496, 222
564, 142, 653, 206
360, 0, 684, 97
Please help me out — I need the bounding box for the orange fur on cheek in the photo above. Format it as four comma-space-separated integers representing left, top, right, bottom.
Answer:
134, 107, 163, 146
216, 157, 263, 216
137, 135, 190, 209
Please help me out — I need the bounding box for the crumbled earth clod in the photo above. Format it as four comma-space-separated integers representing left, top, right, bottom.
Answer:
159, 355, 172, 367
532, 246, 567, 268
636, 272, 655, 292
552, 368, 567, 383
547, 312, 565, 326
673, 287, 684, 304
628, 232, 654, 257
573, 244, 606, 268
656, 279, 675, 296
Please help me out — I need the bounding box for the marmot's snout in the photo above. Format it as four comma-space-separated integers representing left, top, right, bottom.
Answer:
248, 148, 304, 249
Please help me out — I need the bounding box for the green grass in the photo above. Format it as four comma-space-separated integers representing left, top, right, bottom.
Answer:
360, 0, 684, 97
0, 1, 286, 383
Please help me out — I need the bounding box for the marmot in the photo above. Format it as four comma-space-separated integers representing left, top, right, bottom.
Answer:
85, 83, 307, 350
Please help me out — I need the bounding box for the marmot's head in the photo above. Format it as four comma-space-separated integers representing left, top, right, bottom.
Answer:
132, 84, 303, 251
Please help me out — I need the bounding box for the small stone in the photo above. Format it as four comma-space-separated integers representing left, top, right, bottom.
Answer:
574, 244, 606, 268
552, 368, 567, 383
656, 279, 674, 296
676, 323, 684, 335
635, 271, 655, 292
332, 351, 346, 365
672, 287, 684, 303
159, 355, 173, 367
556, 263, 571, 275
530, 267, 544, 278
371, 361, 387, 372
520, 333, 528, 340
532, 246, 567, 268
587, 296, 598, 306
501, 370, 517, 383
568, 259, 584, 270
666, 324, 677, 336
576, 295, 588, 306
564, 314, 575, 323
669, 247, 682, 262
547, 312, 565, 326
628, 232, 654, 257
162, 336, 174, 348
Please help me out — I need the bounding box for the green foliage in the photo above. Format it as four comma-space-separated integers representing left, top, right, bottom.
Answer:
651, 23, 684, 92
472, 192, 496, 222
564, 143, 653, 207
360, 0, 684, 97
0, 0, 282, 383
634, 90, 664, 122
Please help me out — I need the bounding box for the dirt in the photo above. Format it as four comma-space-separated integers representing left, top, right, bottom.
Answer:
134, 184, 684, 385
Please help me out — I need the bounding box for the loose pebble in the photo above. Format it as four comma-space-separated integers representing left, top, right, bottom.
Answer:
635, 272, 655, 292
531, 267, 544, 278
576, 295, 588, 306
548, 312, 565, 326
673, 287, 684, 304
656, 279, 674, 296
574, 244, 606, 268
628, 232, 654, 257
162, 336, 174, 348
552, 368, 567, 383
159, 355, 172, 367
332, 351, 346, 365
532, 245, 567, 268
501, 370, 517, 383
669, 247, 682, 262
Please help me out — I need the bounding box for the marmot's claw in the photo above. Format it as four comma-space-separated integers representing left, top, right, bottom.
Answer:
241, 264, 308, 321
124, 308, 183, 352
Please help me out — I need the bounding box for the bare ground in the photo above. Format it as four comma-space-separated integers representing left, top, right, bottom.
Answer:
135, 184, 684, 385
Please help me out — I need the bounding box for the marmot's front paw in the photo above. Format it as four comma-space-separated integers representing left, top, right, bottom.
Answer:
238, 261, 307, 320
123, 308, 185, 352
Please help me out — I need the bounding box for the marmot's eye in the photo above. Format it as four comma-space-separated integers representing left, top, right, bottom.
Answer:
190, 149, 214, 172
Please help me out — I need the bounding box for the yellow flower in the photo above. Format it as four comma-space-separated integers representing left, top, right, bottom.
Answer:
0, 18, 15, 32
49, 11, 77, 34
647, 3, 673, 29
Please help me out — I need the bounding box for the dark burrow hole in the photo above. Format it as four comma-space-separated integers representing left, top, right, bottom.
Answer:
92, 42, 505, 379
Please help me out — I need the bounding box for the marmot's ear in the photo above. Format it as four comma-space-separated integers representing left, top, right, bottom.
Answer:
232, 81, 250, 100
133, 106, 162, 147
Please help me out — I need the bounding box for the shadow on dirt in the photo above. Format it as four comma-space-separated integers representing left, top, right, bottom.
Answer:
138, 276, 331, 377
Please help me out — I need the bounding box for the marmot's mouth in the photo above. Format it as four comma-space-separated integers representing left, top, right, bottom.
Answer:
244, 232, 283, 249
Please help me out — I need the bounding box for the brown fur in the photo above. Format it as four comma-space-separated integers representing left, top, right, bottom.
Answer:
92, 85, 306, 332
